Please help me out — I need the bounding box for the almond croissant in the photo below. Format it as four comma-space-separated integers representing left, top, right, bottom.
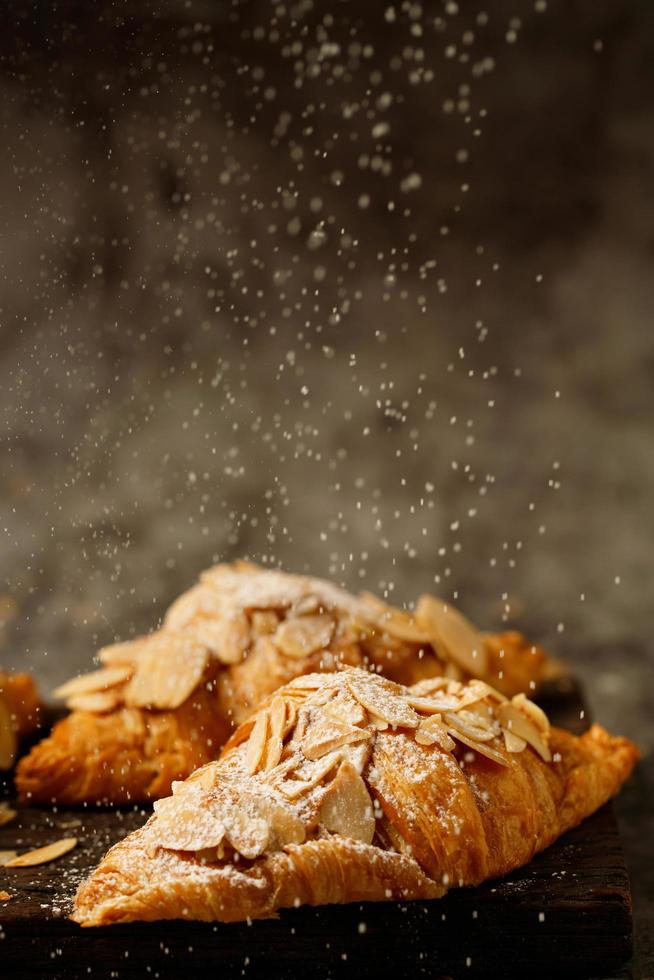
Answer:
0, 670, 42, 770
18, 562, 549, 805
72, 667, 637, 927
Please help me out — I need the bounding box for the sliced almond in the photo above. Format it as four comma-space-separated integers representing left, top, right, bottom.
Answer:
263, 697, 286, 772
0, 805, 17, 828
53, 665, 133, 701
503, 729, 527, 753
245, 708, 269, 775
154, 788, 226, 851
447, 728, 510, 767
279, 750, 343, 799
67, 690, 122, 714
98, 640, 144, 668
359, 592, 430, 644
415, 715, 456, 751
0, 891, 11, 901
0, 851, 17, 866
0, 696, 17, 770
511, 693, 550, 733
443, 710, 498, 743
273, 614, 335, 659
346, 673, 419, 730
6, 837, 77, 867
190, 611, 251, 665
302, 715, 371, 761
497, 702, 551, 762
407, 693, 462, 714
416, 594, 488, 677
324, 692, 367, 727
250, 610, 280, 637
125, 633, 209, 710
318, 760, 376, 844
409, 676, 451, 697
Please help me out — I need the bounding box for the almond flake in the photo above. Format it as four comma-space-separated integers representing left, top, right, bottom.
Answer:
67, 690, 122, 714
279, 750, 343, 798
346, 673, 419, 729
359, 592, 430, 644
263, 697, 286, 771
497, 702, 551, 761
415, 715, 456, 751
416, 594, 489, 677
0, 697, 17, 770
0, 891, 11, 901
447, 728, 510, 767
245, 708, 269, 774
511, 693, 550, 733
503, 729, 528, 753
0, 805, 17, 828
0, 851, 17, 866
318, 760, 376, 844
6, 837, 77, 867
98, 641, 144, 668
53, 665, 133, 701
273, 614, 335, 659
190, 611, 250, 665
250, 610, 280, 637
444, 711, 497, 743
407, 693, 462, 714
302, 715, 371, 761
154, 787, 226, 851
125, 633, 209, 710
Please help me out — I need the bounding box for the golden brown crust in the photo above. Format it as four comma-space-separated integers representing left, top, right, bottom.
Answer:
72, 670, 637, 927
18, 564, 551, 804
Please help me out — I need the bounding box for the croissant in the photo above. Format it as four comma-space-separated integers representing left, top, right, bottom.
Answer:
0, 670, 42, 770
72, 667, 637, 926
18, 562, 549, 805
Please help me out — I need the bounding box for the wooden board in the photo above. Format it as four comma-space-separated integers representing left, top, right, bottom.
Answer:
0, 679, 633, 980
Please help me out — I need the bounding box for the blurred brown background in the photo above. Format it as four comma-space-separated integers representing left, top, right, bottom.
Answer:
0, 0, 652, 971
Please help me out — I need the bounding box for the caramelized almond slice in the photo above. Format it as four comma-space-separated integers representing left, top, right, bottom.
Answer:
273, 614, 335, 659
497, 702, 551, 762
416, 595, 488, 677
285, 674, 326, 691
346, 673, 419, 730
98, 641, 144, 668
0, 697, 17, 770
511, 693, 550, 733
6, 838, 77, 867
409, 676, 450, 697
0, 805, 17, 828
279, 750, 343, 799
250, 610, 281, 637
415, 715, 456, 751
53, 665, 134, 701
223, 809, 269, 859
318, 760, 376, 844
154, 787, 226, 851
67, 690, 122, 714
245, 708, 269, 775
0, 852, 17, 867
406, 693, 462, 714
443, 710, 498, 743
323, 689, 367, 727
302, 715, 371, 761
251, 797, 305, 852
124, 633, 209, 710
189, 611, 251, 665
503, 729, 528, 753
263, 697, 287, 772
454, 680, 505, 709
359, 592, 430, 644
164, 583, 222, 630
447, 728, 510, 767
